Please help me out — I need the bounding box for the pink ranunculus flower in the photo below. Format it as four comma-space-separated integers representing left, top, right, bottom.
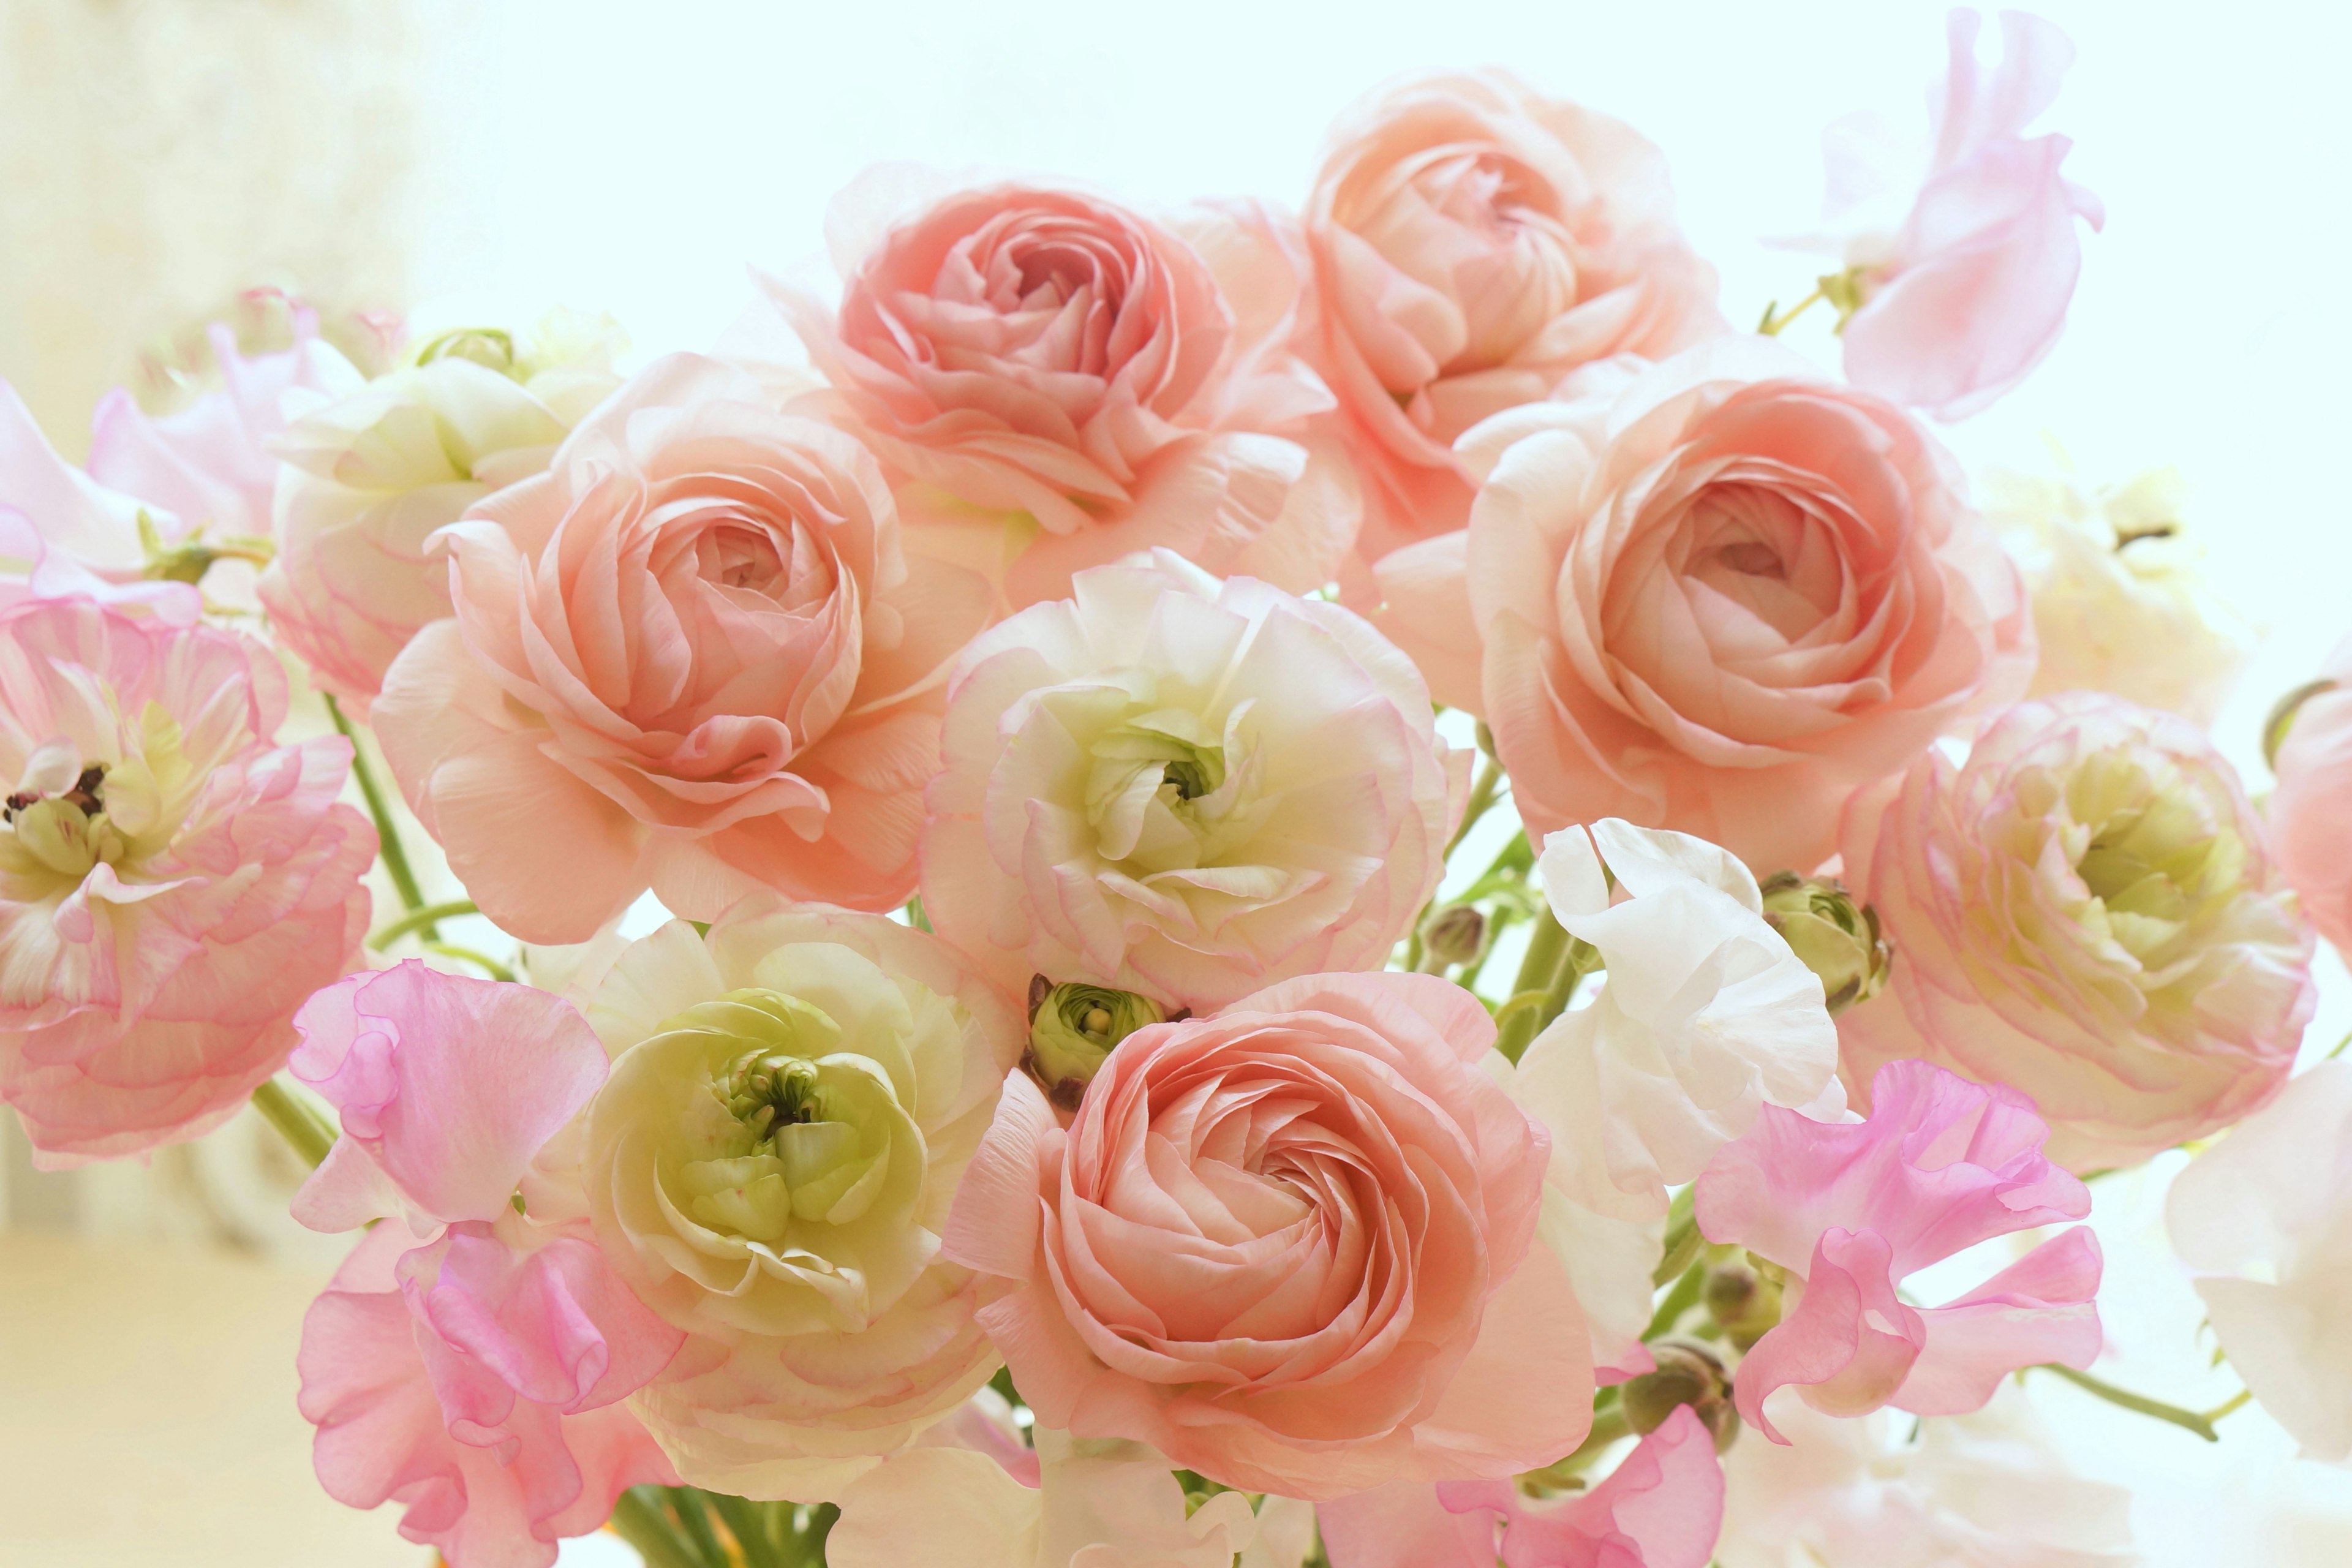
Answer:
1839, 692, 2315, 1170
1316, 1406, 1726, 1568
289, 963, 685, 1568
2266, 632, 2352, 966
921, 551, 1464, 1014
576, 903, 1026, 1500
258, 311, 625, 713
1452, 339, 2031, 873
372, 351, 991, 944
943, 970, 1593, 1499
1694, 1059, 2103, 1442
1303, 70, 1724, 566
86, 302, 364, 543
772, 175, 1356, 609
0, 597, 374, 1163
1800, 9, 2104, 421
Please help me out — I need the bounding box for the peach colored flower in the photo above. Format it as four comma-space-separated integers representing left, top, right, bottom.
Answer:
373, 352, 991, 944
288, 963, 684, 1568
1303, 71, 1723, 566
771, 175, 1356, 608
258, 312, 625, 712
920, 551, 1464, 1013
1455, 339, 2032, 873
942, 971, 1593, 1499
576, 902, 1025, 1500
1839, 693, 2315, 1170
2266, 632, 2352, 965
1795, 10, 2103, 421
0, 597, 374, 1163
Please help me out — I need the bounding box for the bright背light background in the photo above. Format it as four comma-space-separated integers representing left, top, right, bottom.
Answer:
4, 1, 2349, 1561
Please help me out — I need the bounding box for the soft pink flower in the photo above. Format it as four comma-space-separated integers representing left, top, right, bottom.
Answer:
1449, 339, 2031, 873
0, 597, 374, 1163
86, 303, 362, 539
0, 381, 202, 622
373, 352, 990, 944
1839, 693, 2314, 1169
289, 960, 685, 1568
773, 176, 1355, 608
942, 970, 1593, 1499
1806, 10, 2103, 421
1317, 1406, 1725, 1568
1694, 1059, 2103, 1442
2267, 633, 2352, 965
921, 551, 1464, 1013
1304, 71, 1724, 565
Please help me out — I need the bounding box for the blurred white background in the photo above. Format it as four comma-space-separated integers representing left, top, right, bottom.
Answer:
2, 0, 2348, 1561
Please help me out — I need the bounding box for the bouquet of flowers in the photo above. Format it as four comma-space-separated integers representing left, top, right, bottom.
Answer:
4, 10, 2341, 1566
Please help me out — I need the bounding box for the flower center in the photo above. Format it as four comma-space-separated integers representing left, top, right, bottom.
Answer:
2065, 756, 2228, 967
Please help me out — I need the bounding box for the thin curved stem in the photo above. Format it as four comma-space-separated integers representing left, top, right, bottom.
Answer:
251, 1077, 334, 1170
323, 694, 430, 919
2036, 1363, 2228, 1441
1444, 756, 1506, 859
1757, 284, 1826, 336
423, 942, 516, 984
368, 899, 479, 951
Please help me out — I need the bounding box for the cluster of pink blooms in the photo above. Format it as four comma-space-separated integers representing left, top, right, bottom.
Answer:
2, 11, 2341, 1568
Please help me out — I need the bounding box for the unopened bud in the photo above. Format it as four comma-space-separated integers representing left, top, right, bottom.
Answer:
1420, 904, 1488, 968
1758, 872, 1891, 1015
1619, 1340, 1738, 1452
1025, 979, 1172, 1110
1703, 1254, 1784, 1352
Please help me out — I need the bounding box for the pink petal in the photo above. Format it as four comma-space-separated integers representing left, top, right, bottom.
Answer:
1733, 1227, 1925, 1442
1896, 1226, 2103, 1415
1435, 1405, 1724, 1568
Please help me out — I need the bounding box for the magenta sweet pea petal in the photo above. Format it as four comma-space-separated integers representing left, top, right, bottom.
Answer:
1420, 1405, 1725, 1568
1730, 1228, 1926, 1440
288, 961, 609, 1231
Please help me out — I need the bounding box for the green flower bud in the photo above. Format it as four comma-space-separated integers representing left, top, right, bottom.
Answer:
1619, 1339, 1739, 1452
1703, 1253, 1784, 1352
1758, 871, 1892, 1014
1024, 978, 1173, 1110
1420, 903, 1488, 967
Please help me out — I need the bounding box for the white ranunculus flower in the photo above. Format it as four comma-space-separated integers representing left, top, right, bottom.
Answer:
257, 308, 626, 711
2167, 1061, 2352, 1463
827, 1428, 1275, 1568
1718, 1387, 2138, 1567
579, 899, 1025, 1499
1510, 819, 1842, 1373
1991, 458, 2252, 728
920, 549, 1468, 1013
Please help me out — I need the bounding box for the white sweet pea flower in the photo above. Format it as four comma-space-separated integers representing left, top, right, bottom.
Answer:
827, 1428, 1280, 1568
1719, 1387, 2137, 1567
1510, 819, 1842, 1372
2168, 1061, 2352, 1463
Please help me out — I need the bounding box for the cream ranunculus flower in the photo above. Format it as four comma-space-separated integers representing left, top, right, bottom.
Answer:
1511, 818, 1844, 1376
1991, 456, 2252, 728
258, 309, 626, 710
2168, 1061, 2352, 1463
920, 549, 1467, 1013
577, 899, 1025, 1499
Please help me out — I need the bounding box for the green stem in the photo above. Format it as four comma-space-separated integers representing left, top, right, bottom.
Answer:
608, 1489, 709, 1568
1494, 907, 1572, 1063
1645, 1258, 1707, 1343
1444, 755, 1506, 859
664, 1488, 729, 1566
2036, 1363, 2228, 1441
1521, 1404, 1634, 1493
367, 899, 480, 951
424, 942, 516, 983
251, 1077, 336, 1170
705, 1493, 787, 1568
2204, 1387, 2255, 1423
324, 693, 431, 920
1757, 283, 1826, 336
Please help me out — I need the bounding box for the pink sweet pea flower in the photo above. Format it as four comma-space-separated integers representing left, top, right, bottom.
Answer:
86, 303, 363, 540
1808, 10, 2103, 421
289, 963, 685, 1568
1317, 1407, 1725, 1568
1694, 1059, 2103, 1442
0, 382, 202, 622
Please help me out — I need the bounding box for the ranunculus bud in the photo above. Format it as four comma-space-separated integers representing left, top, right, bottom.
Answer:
1025, 979, 1170, 1110
1619, 1339, 1739, 1452
1702, 1254, 1784, 1352
1419, 903, 1488, 968
1757, 872, 1892, 1015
